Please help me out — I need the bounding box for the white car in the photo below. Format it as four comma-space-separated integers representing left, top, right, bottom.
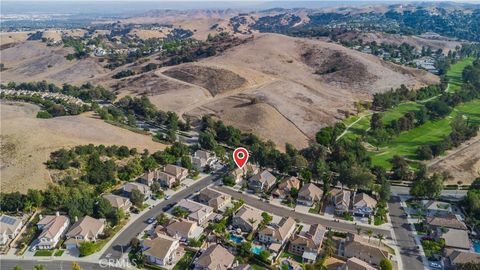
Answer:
429, 261, 442, 269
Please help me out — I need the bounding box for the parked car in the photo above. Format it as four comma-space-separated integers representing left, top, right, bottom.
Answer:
147, 217, 155, 224
429, 261, 442, 269
163, 203, 175, 212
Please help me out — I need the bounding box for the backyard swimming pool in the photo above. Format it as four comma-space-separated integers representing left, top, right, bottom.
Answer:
250, 245, 265, 255
229, 234, 244, 244
473, 239, 480, 253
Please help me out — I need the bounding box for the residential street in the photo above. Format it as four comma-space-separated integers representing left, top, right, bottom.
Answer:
215, 186, 393, 239
99, 169, 225, 260
388, 196, 425, 270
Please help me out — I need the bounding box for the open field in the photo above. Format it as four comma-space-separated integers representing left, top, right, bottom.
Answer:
446, 57, 475, 92
0, 102, 166, 193
0, 41, 108, 84
370, 99, 480, 169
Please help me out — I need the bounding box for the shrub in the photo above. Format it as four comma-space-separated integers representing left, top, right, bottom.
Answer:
36, 111, 53, 119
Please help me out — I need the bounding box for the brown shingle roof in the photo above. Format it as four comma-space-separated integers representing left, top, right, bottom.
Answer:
143, 234, 178, 260
196, 244, 234, 270
426, 214, 468, 230
66, 216, 105, 239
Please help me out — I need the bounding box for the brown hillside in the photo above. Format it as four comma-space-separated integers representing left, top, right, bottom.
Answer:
178, 33, 438, 146
162, 64, 247, 96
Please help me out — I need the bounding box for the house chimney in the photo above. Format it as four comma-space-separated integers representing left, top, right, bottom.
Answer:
56, 211, 60, 216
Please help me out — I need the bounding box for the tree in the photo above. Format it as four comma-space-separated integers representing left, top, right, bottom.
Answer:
27, 189, 44, 208
239, 242, 252, 257
370, 113, 384, 131
376, 233, 385, 246
72, 262, 82, 270
391, 155, 409, 180
199, 131, 217, 150
130, 189, 145, 208
172, 207, 189, 218
366, 229, 373, 242
259, 250, 271, 262
12, 266, 22, 270
261, 212, 273, 226
181, 155, 192, 171
316, 127, 334, 147
223, 175, 235, 187
79, 242, 96, 257
156, 213, 169, 225
379, 259, 393, 270
94, 197, 113, 219
33, 265, 45, 270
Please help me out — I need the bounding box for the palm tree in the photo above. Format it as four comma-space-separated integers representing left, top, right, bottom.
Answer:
356, 227, 362, 235
366, 229, 373, 242
376, 233, 385, 246
247, 218, 257, 227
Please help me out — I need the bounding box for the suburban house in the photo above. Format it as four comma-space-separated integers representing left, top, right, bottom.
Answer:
426, 214, 468, 230
158, 171, 178, 188
0, 215, 23, 246
166, 220, 204, 240
230, 164, 259, 183
296, 183, 323, 207
446, 249, 480, 268
258, 217, 296, 245
175, 199, 214, 225
140, 165, 188, 188
140, 170, 158, 186
192, 150, 216, 171
352, 193, 377, 217
194, 244, 235, 270
248, 170, 276, 192
272, 176, 301, 199
122, 182, 152, 198
102, 194, 132, 212
198, 188, 231, 212
165, 164, 189, 182
342, 257, 376, 270
333, 190, 351, 215
232, 205, 263, 232
438, 228, 471, 250
36, 213, 70, 250
344, 233, 394, 266
65, 216, 105, 249
288, 224, 326, 263
422, 200, 452, 217
142, 234, 180, 266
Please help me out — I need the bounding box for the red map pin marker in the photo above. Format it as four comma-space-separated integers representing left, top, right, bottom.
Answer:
233, 147, 249, 169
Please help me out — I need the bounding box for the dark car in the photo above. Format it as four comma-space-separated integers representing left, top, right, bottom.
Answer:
162, 203, 175, 212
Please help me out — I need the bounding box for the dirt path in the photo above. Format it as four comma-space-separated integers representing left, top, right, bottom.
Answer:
336, 112, 373, 141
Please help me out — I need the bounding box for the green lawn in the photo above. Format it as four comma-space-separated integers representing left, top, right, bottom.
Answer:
54, 250, 64, 256
34, 250, 54, 256
446, 57, 474, 93
371, 99, 480, 169
381, 102, 423, 125
173, 251, 195, 270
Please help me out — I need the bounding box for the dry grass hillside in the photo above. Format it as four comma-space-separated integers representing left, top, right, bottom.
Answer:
338, 31, 462, 52
0, 41, 108, 84
162, 64, 247, 96
0, 102, 166, 193
170, 33, 438, 148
